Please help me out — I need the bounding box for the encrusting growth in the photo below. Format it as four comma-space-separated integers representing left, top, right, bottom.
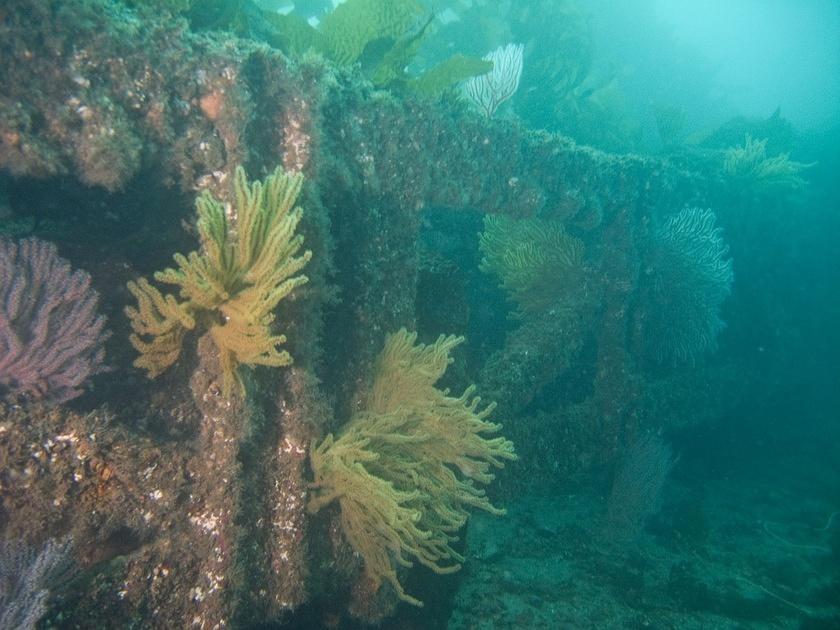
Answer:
308, 329, 516, 606
125, 166, 312, 393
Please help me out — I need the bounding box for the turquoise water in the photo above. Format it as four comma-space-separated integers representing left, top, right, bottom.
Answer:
0, 1, 837, 628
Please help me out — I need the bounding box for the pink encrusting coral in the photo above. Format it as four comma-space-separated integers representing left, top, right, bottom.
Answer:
0, 237, 109, 404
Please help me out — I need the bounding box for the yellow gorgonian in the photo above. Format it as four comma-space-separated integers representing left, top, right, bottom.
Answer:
125, 166, 311, 393
308, 329, 516, 606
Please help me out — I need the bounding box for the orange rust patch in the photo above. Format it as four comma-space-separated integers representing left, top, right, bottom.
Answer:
199, 90, 225, 121
1, 131, 20, 147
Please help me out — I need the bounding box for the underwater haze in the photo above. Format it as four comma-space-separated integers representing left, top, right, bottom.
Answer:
1, 0, 838, 628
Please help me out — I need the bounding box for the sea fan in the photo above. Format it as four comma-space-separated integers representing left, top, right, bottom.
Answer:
0, 536, 74, 630
641, 207, 733, 364
0, 237, 109, 403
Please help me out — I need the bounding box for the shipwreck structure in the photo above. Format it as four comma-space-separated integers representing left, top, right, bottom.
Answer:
0, 1, 746, 626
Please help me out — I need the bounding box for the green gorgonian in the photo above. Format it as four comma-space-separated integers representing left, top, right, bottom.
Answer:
642, 207, 733, 364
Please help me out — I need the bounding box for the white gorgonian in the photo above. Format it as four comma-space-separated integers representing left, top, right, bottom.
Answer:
463, 43, 524, 118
